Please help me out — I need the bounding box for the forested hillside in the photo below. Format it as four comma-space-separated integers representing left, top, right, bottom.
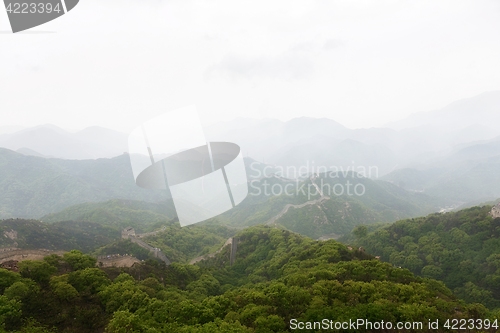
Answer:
41, 199, 177, 233
0, 219, 118, 252
210, 172, 442, 238
95, 223, 236, 263
1, 226, 498, 332
0, 216, 238, 264
36, 171, 443, 240
349, 205, 500, 308
0, 149, 168, 219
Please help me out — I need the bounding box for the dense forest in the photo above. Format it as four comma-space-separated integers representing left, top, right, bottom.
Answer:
0, 219, 118, 252
349, 205, 500, 309
1, 226, 499, 332
0, 213, 236, 263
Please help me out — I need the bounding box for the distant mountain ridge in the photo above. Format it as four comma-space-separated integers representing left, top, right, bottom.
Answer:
3, 91, 499, 170
0, 148, 168, 219
382, 136, 500, 203
205, 92, 500, 176
385, 91, 500, 131
0, 124, 128, 160
0, 91, 498, 220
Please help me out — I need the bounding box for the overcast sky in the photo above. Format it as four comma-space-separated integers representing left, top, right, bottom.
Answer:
1, 0, 499, 133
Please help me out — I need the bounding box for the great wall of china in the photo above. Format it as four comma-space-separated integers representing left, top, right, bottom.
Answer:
122, 227, 171, 265
0, 248, 65, 264
96, 254, 141, 268
189, 237, 238, 265
122, 227, 239, 266
0, 248, 141, 269
1, 226, 239, 269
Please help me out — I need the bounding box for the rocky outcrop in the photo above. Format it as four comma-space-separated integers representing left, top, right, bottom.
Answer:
492, 203, 500, 218
0, 260, 19, 272
3, 229, 17, 240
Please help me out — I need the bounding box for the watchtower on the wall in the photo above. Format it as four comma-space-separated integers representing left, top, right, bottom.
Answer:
121, 227, 136, 239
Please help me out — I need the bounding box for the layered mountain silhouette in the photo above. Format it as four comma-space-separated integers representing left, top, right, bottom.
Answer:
204, 92, 500, 175
0, 148, 168, 218
0, 125, 128, 160
2, 92, 499, 172
385, 91, 500, 131
0, 91, 498, 219
0, 147, 445, 237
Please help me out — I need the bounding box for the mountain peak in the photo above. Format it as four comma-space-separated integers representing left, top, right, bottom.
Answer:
385, 91, 500, 132
18, 123, 70, 135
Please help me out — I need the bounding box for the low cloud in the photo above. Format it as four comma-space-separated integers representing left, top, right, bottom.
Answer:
323, 38, 345, 51
206, 52, 314, 81
205, 39, 344, 81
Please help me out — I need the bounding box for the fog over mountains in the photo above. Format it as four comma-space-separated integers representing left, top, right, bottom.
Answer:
385, 91, 500, 131
0, 125, 128, 160
0, 91, 498, 214
206, 91, 500, 173
2, 91, 499, 169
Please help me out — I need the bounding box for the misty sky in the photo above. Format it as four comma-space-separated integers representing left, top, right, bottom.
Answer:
1, 0, 499, 133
